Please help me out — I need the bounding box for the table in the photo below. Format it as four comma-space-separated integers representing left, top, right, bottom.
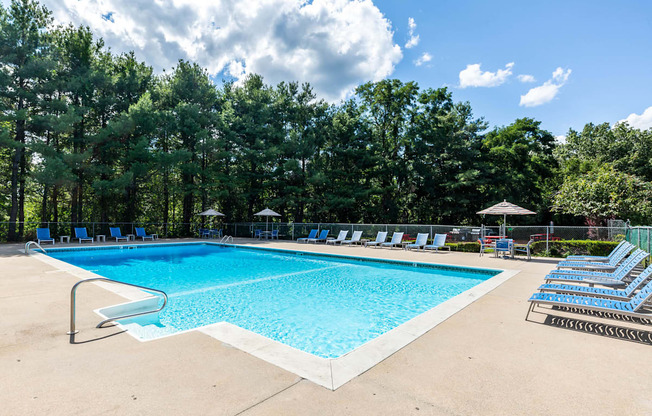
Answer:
260, 231, 272, 239
151, 234, 159, 240
530, 233, 561, 241
59, 235, 70, 244
96, 234, 105, 243
126, 234, 135, 241
484, 236, 507, 242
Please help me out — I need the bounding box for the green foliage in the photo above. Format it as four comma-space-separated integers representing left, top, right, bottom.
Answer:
553, 165, 652, 224
530, 240, 619, 258
446, 242, 481, 253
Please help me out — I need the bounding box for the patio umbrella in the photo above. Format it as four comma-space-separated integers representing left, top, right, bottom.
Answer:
477, 200, 536, 236
198, 209, 225, 230
254, 208, 281, 232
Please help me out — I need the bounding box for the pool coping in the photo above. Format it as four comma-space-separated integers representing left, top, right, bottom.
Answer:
25, 242, 520, 390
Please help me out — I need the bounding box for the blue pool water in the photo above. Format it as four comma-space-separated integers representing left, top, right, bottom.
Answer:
48, 244, 499, 358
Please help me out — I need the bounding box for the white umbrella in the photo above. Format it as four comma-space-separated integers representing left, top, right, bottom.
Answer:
198, 209, 225, 217
198, 209, 225, 233
254, 208, 281, 232
477, 200, 536, 236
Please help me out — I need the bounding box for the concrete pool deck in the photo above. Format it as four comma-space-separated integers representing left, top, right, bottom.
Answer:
1, 239, 651, 415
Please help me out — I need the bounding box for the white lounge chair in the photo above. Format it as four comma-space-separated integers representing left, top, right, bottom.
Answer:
326, 230, 349, 245
365, 231, 388, 248
380, 232, 404, 249
406, 233, 429, 251
424, 234, 450, 252
341, 230, 363, 245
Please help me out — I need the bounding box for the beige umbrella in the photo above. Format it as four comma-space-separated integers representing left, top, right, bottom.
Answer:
254, 208, 281, 232
477, 200, 536, 236
198, 209, 225, 233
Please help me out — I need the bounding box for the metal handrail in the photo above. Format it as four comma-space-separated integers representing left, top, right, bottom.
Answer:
68, 277, 168, 341
219, 235, 233, 243
25, 241, 47, 254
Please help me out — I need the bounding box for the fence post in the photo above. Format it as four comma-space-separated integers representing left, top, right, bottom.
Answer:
291, 224, 294, 240
648, 227, 650, 255
546, 226, 549, 253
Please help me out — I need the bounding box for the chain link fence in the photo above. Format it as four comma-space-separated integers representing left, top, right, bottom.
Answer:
1, 220, 628, 244
627, 226, 652, 254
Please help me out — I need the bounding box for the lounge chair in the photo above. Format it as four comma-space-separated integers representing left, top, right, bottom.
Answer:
135, 227, 154, 241
555, 243, 632, 270
36, 228, 55, 245
326, 230, 349, 245
297, 229, 318, 243
74, 227, 93, 244
380, 232, 404, 249
543, 249, 648, 286
527, 279, 652, 321
341, 230, 363, 245
564, 240, 633, 262
109, 227, 130, 242
537, 264, 652, 301
307, 229, 329, 244
365, 231, 388, 248
406, 233, 429, 251
424, 234, 450, 252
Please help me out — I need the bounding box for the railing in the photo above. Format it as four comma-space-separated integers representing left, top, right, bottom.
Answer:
24, 241, 47, 254
68, 277, 168, 342
219, 235, 234, 243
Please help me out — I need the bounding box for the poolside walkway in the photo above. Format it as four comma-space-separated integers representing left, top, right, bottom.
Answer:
1, 239, 651, 415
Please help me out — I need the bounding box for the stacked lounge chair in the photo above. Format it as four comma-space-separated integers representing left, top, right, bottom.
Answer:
380, 232, 404, 249
424, 234, 450, 252
307, 229, 329, 244
555, 242, 633, 271
406, 233, 429, 251
526, 242, 652, 324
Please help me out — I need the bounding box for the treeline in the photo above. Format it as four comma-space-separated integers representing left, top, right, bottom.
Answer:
2, 0, 652, 240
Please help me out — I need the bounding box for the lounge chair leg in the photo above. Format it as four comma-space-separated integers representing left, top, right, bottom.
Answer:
525, 301, 535, 321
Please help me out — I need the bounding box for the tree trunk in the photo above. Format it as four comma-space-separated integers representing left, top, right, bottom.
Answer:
18, 146, 27, 238
7, 107, 25, 241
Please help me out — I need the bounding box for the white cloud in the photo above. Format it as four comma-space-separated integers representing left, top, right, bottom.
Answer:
555, 135, 566, 144
414, 52, 431, 67
42, 0, 402, 102
405, 17, 419, 48
517, 74, 535, 83
519, 67, 571, 107
458, 62, 514, 88
618, 106, 652, 130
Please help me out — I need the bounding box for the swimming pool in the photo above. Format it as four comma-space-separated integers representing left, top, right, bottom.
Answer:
47, 243, 500, 359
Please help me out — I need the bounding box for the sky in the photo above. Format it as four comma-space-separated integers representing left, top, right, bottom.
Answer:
8, 0, 652, 136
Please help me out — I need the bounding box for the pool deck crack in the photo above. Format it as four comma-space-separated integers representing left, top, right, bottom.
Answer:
232, 378, 304, 416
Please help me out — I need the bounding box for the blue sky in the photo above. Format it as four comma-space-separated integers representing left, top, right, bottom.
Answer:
15, 0, 652, 136
377, 0, 652, 135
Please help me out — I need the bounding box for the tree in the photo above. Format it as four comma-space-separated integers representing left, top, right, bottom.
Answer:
0, 0, 53, 240
553, 165, 652, 225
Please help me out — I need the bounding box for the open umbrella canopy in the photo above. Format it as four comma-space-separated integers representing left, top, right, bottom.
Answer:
477, 200, 536, 236
477, 200, 536, 216
198, 209, 225, 216
254, 208, 281, 217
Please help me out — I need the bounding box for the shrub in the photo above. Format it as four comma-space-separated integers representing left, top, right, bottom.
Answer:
530, 240, 620, 258
446, 242, 480, 253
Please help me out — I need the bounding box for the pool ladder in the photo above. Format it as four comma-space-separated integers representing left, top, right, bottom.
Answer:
219, 235, 234, 243
25, 241, 47, 254
68, 277, 168, 343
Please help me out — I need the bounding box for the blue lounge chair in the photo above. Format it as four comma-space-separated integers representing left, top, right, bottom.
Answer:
406, 233, 429, 251
135, 227, 154, 241
36, 228, 55, 245
307, 229, 329, 244
424, 234, 450, 252
556, 243, 632, 270
110, 227, 129, 242
381, 232, 404, 249
297, 229, 318, 243
544, 249, 648, 286
527, 279, 652, 321
74, 227, 93, 244
326, 230, 349, 245
365, 231, 388, 248
341, 230, 363, 245
537, 264, 652, 301
564, 240, 632, 262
